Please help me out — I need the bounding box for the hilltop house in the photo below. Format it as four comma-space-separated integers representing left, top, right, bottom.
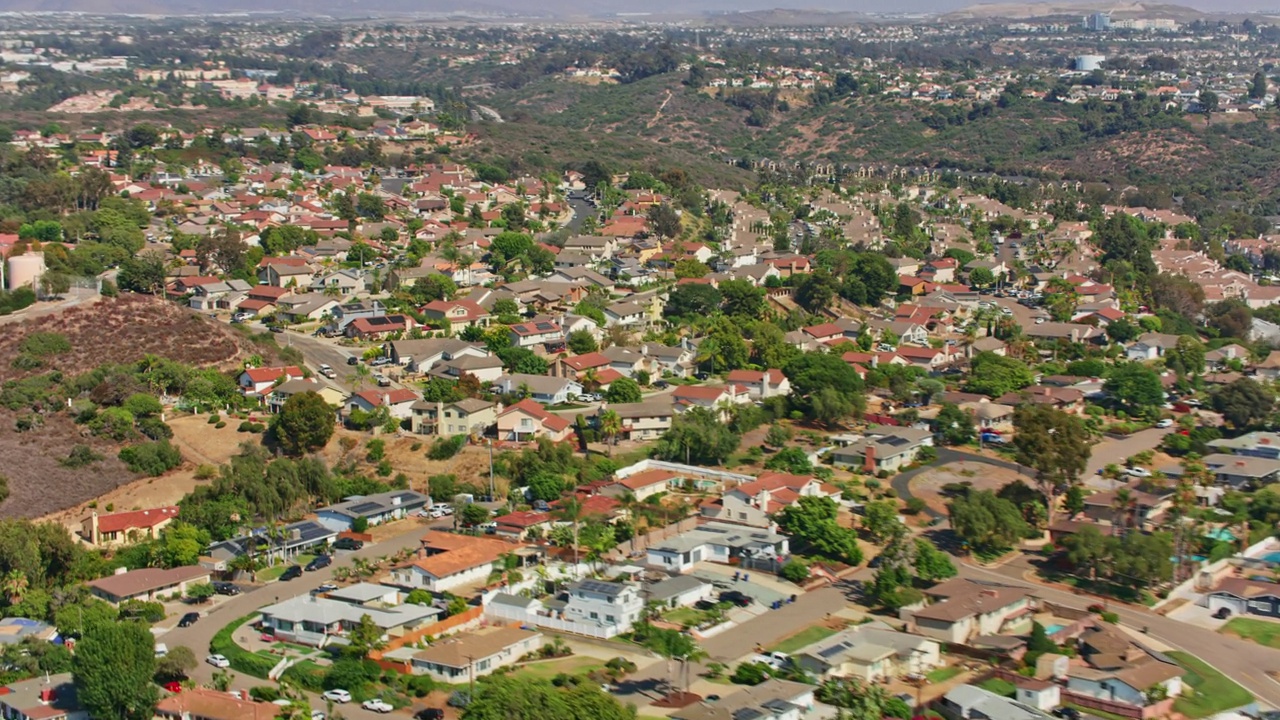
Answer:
902, 578, 1036, 644
497, 399, 572, 442
79, 506, 179, 548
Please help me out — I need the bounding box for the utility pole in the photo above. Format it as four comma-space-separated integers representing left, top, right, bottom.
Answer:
488, 439, 495, 500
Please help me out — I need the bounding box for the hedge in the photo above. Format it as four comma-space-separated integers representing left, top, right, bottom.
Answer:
210, 613, 277, 679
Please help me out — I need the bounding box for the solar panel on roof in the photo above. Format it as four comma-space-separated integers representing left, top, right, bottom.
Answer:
535, 322, 555, 331
348, 502, 381, 515
733, 709, 765, 720
818, 641, 852, 659
883, 436, 910, 446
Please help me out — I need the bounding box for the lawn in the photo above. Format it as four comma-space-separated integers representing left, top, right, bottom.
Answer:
977, 678, 1016, 698
512, 656, 605, 681
1166, 651, 1253, 718
664, 607, 707, 626
768, 625, 839, 654
1220, 617, 1280, 649
258, 554, 317, 582
926, 666, 963, 684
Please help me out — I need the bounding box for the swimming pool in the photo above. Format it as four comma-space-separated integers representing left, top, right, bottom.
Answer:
1262, 552, 1280, 564
1044, 624, 1067, 635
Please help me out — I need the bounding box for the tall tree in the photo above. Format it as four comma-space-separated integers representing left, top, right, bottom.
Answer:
73, 621, 159, 720
1011, 405, 1091, 525
273, 391, 335, 456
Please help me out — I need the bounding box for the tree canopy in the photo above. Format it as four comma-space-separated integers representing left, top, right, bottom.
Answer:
273, 391, 335, 455
73, 620, 159, 720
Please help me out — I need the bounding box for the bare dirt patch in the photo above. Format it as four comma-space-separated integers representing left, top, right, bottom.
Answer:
908, 461, 1027, 517
39, 412, 264, 530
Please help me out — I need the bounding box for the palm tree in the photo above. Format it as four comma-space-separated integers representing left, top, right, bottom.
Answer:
2, 570, 27, 605
553, 496, 586, 578
599, 410, 622, 458
351, 363, 373, 393
1112, 487, 1138, 536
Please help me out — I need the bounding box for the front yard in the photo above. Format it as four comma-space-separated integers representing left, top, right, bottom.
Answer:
768, 625, 840, 654
1220, 616, 1280, 649
510, 656, 606, 681
1166, 651, 1252, 718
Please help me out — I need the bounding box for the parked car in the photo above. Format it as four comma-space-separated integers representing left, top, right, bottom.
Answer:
653, 380, 669, 389
371, 357, 392, 367
205, 654, 231, 668
346, 356, 360, 366
322, 689, 352, 704
318, 364, 336, 379
280, 565, 303, 581
269, 326, 285, 334
305, 555, 332, 572
1156, 418, 1174, 428
164, 681, 183, 694
1125, 467, 1153, 478
375, 375, 391, 387
414, 709, 445, 720
178, 612, 200, 627
576, 394, 594, 403
311, 712, 326, 720
313, 583, 339, 594
1054, 707, 1081, 720
212, 582, 239, 596
362, 699, 394, 713
718, 590, 752, 607
1213, 607, 1232, 619
333, 538, 364, 551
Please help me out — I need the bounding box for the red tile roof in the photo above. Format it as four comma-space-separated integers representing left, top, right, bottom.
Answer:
500, 398, 571, 432
353, 388, 419, 406
93, 506, 179, 533
243, 366, 304, 384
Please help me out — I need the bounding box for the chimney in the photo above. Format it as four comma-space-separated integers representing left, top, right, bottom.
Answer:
38, 687, 54, 704
89, 511, 99, 544
864, 445, 877, 475
980, 589, 998, 598
114, 566, 129, 576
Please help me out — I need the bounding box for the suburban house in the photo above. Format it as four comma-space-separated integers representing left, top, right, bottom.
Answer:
671, 680, 816, 720
156, 688, 279, 720
902, 578, 1035, 644
725, 369, 792, 399
601, 468, 677, 502
647, 522, 790, 573
600, 400, 675, 441
258, 584, 441, 647
1206, 431, 1280, 459
496, 398, 572, 442
265, 377, 330, 413
792, 620, 941, 682
238, 365, 305, 395
831, 427, 935, 474
1199, 453, 1280, 487
672, 384, 750, 421
345, 314, 416, 340
204, 520, 337, 570
347, 388, 421, 421
274, 293, 339, 323
642, 343, 696, 377
86, 565, 212, 604
421, 299, 490, 334
492, 510, 553, 540
701, 472, 840, 528
490, 374, 583, 405
410, 398, 500, 437
1082, 483, 1172, 529
409, 627, 543, 682
309, 268, 367, 296
0, 674, 87, 720
939, 685, 1053, 720
562, 580, 644, 632
426, 353, 505, 384
509, 319, 564, 349
646, 575, 715, 610
315, 490, 430, 532
388, 532, 521, 593
1125, 333, 1182, 361
1065, 623, 1184, 711
78, 506, 178, 548
329, 299, 387, 332
1204, 576, 1280, 618
387, 337, 488, 372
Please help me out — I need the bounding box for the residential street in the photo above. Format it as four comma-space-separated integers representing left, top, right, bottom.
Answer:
957, 560, 1280, 708
1079, 426, 1175, 489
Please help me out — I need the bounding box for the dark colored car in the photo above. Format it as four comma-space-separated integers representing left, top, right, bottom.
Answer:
178, 612, 200, 627
212, 582, 240, 596
269, 326, 285, 333
1213, 606, 1232, 619
280, 565, 303, 581
1054, 708, 1081, 720
306, 555, 332, 572
346, 356, 359, 365
414, 710, 444, 720
333, 538, 364, 551
718, 590, 752, 607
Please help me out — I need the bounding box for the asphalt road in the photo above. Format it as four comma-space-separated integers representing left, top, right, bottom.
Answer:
957, 560, 1280, 709
1079, 426, 1174, 489
162, 517, 451, 719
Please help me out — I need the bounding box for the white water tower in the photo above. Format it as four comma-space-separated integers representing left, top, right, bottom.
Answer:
7, 251, 45, 291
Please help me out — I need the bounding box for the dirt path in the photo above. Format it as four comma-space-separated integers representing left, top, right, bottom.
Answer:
646, 89, 673, 129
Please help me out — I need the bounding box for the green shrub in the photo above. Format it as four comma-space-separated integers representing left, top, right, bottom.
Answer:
238, 421, 255, 432
904, 498, 927, 514
210, 614, 277, 679
19, 332, 71, 357
61, 444, 103, 468
138, 417, 173, 441
215, 421, 227, 429
427, 434, 467, 460
117, 599, 165, 623
207, 414, 221, 424
118, 440, 182, 476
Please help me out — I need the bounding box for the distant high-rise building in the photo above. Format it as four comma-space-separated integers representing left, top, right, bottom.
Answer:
1083, 12, 1111, 31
